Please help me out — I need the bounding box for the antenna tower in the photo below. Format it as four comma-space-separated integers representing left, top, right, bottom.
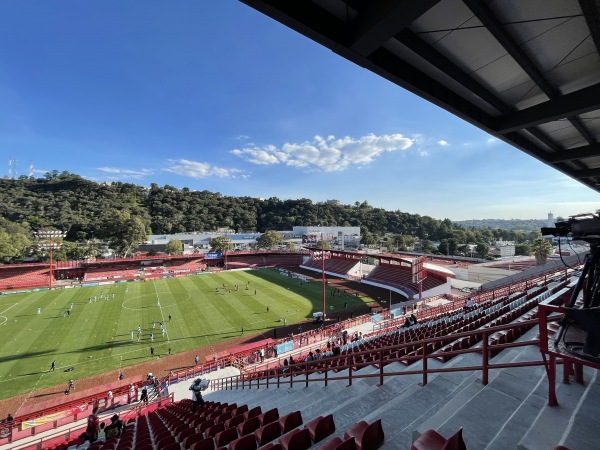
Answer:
29, 160, 34, 178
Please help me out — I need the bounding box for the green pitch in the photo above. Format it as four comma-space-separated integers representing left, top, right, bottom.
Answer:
0, 269, 371, 401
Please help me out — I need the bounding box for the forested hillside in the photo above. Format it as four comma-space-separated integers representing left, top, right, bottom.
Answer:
0, 171, 541, 262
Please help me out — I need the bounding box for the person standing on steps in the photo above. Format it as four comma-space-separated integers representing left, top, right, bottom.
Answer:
189, 379, 205, 413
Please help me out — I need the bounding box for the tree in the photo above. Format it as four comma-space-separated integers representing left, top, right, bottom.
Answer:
419, 239, 436, 254
102, 210, 148, 257
475, 242, 489, 258
255, 230, 283, 249
210, 236, 233, 253
315, 239, 331, 250
166, 239, 183, 255
515, 243, 531, 256
285, 242, 297, 250
531, 238, 553, 265
438, 239, 449, 255
0, 231, 32, 263
448, 238, 458, 256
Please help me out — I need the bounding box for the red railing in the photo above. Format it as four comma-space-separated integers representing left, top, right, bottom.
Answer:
209, 318, 556, 392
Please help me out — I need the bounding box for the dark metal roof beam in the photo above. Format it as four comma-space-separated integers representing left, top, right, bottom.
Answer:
494, 82, 600, 133
349, 0, 441, 56
240, 0, 347, 51
395, 29, 509, 114
505, 132, 598, 187
465, 0, 596, 143
463, 0, 559, 97
580, 0, 600, 56
546, 143, 600, 163
577, 168, 600, 178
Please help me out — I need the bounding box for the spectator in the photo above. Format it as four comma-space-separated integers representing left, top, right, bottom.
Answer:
189, 379, 205, 413
464, 298, 474, 309
104, 414, 124, 439
140, 387, 148, 404
76, 405, 100, 445
97, 422, 106, 443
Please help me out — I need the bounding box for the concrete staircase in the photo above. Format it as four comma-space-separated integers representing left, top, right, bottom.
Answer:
202, 328, 599, 449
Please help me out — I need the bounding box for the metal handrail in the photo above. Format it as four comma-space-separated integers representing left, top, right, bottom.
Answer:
209, 318, 550, 391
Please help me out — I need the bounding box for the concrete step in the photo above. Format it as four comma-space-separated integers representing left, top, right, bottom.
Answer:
519, 368, 599, 450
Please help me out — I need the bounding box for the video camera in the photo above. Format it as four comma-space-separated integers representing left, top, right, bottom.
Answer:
541, 212, 600, 243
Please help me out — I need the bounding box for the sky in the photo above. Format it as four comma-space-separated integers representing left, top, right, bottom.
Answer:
0, 1, 598, 221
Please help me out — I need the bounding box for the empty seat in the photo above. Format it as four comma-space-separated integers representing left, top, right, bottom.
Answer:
226, 414, 246, 429
190, 436, 216, 450
410, 427, 466, 450
232, 405, 249, 417
244, 406, 262, 421
238, 417, 262, 437
304, 414, 335, 443
254, 421, 282, 447
279, 410, 303, 433
279, 428, 312, 450
343, 419, 384, 450
162, 443, 182, 450
206, 421, 226, 439
318, 436, 356, 450
198, 418, 215, 434
229, 433, 258, 450
184, 432, 207, 449
215, 426, 239, 447
156, 434, 177, 448
258, 408, 279, 426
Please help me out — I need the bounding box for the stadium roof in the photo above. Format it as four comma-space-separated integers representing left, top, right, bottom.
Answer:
240, 0, 600, 193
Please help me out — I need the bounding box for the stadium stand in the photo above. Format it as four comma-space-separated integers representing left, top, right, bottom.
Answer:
301, 258, 359, 277
0, 265, 50, 290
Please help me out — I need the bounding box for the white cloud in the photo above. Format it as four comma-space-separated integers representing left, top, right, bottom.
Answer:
233, 134, 250, 140
97, 167, 154, 179
438, 140, 450, 146
163, 159, 244, 179
231, 133, 414, 171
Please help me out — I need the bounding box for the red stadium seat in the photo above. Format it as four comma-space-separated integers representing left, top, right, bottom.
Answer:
215, 426, 239, 447
238, 416, 262, 437
343, 419, 384, 450
244, 406, 262, 421
190, 436, 216, 450
254, 421, 282, 447
279, 428, 312, 450
318, 436, 356, 450
258, 408, 279, 426
304, 414, 336, 443
410, 427, 466, 450
278, 411, 303, 433
229, 433, 258, 450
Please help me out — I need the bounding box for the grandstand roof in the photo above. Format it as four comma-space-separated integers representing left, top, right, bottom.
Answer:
240, 0, 600, 193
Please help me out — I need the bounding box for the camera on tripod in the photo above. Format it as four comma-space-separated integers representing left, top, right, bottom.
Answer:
543, 213, 600, 362
541, 212, 600, 243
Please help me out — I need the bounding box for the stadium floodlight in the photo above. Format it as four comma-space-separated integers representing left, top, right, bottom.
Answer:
34, 230, 67, 290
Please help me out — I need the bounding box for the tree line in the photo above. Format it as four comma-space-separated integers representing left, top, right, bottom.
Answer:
0, 171, 543, 262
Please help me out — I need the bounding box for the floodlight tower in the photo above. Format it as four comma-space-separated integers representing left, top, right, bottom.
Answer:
34, 230, 67, 289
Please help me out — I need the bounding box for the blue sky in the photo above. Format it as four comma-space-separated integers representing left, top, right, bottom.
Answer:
0, 1, 597, 221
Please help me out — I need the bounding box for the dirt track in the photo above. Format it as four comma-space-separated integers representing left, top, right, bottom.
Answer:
0, 270, 402, 420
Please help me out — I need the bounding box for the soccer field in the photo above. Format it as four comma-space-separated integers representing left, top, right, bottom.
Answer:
0, 269, 372, 400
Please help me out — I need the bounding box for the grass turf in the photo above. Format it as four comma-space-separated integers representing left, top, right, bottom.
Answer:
0, 269, 372, 400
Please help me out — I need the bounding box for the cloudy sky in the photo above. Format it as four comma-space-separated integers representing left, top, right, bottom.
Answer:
0, 1, 597, 221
